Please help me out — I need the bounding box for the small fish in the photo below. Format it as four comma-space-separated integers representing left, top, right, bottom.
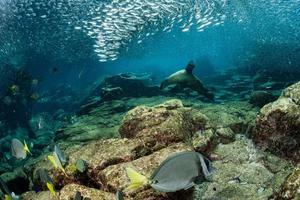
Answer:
9, 85, 19, 94
126, 151, 214, 192
31, 79, 39, 85
74, 191, 83, 200
11, 139, 31, 159
116, 191, 124, 200
76, 159, 87, 173
30, 93, 40, 100
54, 145, 67, 166
47, 152, 67, 176
46, 182, 56, 196
37, 168, 56, 195
51, 67, 59, 73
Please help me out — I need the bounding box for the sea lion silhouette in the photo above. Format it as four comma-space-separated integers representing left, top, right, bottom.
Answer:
160, 61, 214, 100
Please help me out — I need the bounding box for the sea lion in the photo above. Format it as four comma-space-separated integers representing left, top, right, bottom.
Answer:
160, 61, 214, 100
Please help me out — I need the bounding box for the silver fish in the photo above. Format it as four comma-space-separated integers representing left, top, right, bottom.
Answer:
54, 145, 67, 166
11, 139, 26, 159
150, 151, 213, 192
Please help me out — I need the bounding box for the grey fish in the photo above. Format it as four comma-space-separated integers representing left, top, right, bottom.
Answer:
37, 168, 53, 186
74, 191, 83, 200
11, 139, 26, 159
76, 159, 88, 173
54, 145, 67, 166
116, 191, 124, 200
149, 151, 213, 192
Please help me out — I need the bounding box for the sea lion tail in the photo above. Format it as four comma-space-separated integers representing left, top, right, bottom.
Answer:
160, 80, 167, 89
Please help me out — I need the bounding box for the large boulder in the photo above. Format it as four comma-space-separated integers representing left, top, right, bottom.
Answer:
252, 81, 300, 161
119, 99, 208, 145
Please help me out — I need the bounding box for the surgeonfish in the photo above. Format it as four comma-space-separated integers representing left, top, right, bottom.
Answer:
37, 169, 56, 196
125, 151, 214, 192
76, 159, 88, 173
74, 191, 83, 200
47, 151, 67, 176
46, 182, 56, 196
116, 191, 124, 200
54, 145, 67, 166
11, 139, 31, 159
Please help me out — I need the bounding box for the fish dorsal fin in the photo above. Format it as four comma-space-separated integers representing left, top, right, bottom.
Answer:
185, 61, 195, 74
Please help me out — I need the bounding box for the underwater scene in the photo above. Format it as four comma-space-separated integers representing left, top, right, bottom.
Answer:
0, 0, 300, 199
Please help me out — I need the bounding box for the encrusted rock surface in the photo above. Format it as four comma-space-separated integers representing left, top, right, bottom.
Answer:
252, 81, 300, 161
119, 99, 208, 145
11, 97, 292, 200
271, 162, 300, 200
193, 135, 293, 200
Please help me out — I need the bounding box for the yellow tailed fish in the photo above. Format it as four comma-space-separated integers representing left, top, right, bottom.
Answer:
48, 155, 58, 168
125, 167, 149, 191
125, 151, 215, 192
4, 194, 12, 200
47, 152, 68, 176
46, 182, 56, 196
23, 140, 32, 155
11, 139, 29, 159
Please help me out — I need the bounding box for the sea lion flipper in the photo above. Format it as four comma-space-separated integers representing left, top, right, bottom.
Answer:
185, 61, 195, 74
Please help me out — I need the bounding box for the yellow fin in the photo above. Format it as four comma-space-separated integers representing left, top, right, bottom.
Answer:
4, 194, 12, 200
125, 167, 149, 191
46, 182, 56, 196
23, 140, 31, 155
48, 155, 58, 168
47, 154, 68, 176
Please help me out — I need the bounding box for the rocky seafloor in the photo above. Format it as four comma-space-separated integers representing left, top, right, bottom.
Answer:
0, 69, 299, 200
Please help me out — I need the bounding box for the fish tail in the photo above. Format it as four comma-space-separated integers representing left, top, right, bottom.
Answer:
125, 167, 149, 191
23, 140, 32, 155
4, 194, 12, 200
46, 182, 56, 196
61, 167, 69, 177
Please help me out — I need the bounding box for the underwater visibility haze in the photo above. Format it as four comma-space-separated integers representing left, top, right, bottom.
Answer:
0, 0, 299, 199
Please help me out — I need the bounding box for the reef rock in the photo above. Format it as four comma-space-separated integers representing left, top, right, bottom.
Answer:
119, 99, 208, 145
271, 162, 300, 200
59, 184, 114, 200
252, 81, 300, 161
194, 135, 293, 200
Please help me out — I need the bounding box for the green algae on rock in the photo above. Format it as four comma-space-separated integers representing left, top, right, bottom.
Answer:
252, 81, 300, 161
